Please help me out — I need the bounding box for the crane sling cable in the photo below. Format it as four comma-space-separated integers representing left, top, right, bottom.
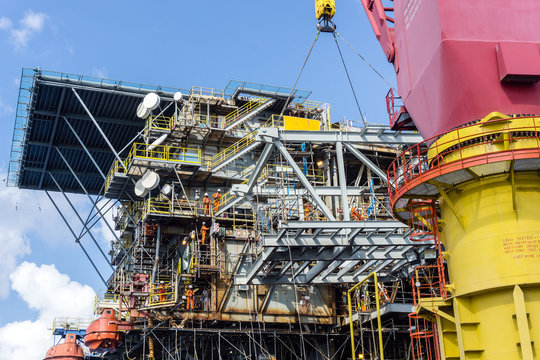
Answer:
332, 32, 367, 126
279, 30, 321, 116
335, 31, 397, 92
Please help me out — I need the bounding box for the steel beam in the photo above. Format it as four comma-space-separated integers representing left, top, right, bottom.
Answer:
267, 247, 410, 262
48, 172, 114, 270
54, 148, 129, 257
282, 220, 408, 230
37, 87, 66, 189
33, 110, 142, 127
335, 142, 350, 221
343, 142, 388, 183
275, 140, 336, 221
271, 127, 424, 145
245, 143, 274, 193
264, 234, 415, 247
45, 190, 108, 286
62, 116, 107, 179
71, 88, 126, 168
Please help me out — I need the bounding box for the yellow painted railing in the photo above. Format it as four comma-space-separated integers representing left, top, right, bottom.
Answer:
128, 143, 201, 165
208, 130, 259, 169
149, 281, 175, 307
145, 115, 173, 136
94, 290, 120, 314
289, 99, 323, 112
264, 114, 284, 128
224, 97, 268, 128
104, 160, 127, 193
347, 272, 384, 360
193, 113, 222, 128
142, 198, 172, 219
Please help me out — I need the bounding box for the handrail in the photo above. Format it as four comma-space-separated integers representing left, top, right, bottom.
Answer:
145, 115, 173, 136
128, 143, 202, 166
104, 160, 127, 193
347, 272, 385, 360
148, 281, 175, 307
52, 317, 93, 334
387, 114, 540, 206
224, 97, 268, 127
190, 86, 224, 98
208, 130, 259, 169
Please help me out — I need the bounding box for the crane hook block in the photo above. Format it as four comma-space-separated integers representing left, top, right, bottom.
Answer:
315, 0, 335, 21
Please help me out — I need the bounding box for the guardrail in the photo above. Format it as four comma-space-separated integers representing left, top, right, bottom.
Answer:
145, 115, 173, 136
128, 143, 201, 165
52, 317, 93, 334
224, 97, 269, 128
387, 114, 540, 205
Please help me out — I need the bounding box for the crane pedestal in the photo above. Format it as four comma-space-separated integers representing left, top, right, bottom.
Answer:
390, 113, 540, 359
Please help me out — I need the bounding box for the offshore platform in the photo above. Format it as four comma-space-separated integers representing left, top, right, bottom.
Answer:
6, 1, 540, 359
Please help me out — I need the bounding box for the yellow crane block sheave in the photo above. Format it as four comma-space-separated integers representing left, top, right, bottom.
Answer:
315, 0, 335, 20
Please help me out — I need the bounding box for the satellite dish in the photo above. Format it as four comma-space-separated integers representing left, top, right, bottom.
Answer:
161, 183, 172, 196
141, 171, 160, 191
134, 179, 149, 197
136, 102, 150, 119
143, 92, 160, 111
173, 92, 183, 102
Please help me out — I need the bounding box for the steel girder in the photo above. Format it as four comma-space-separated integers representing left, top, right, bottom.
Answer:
235, 221, 432, 285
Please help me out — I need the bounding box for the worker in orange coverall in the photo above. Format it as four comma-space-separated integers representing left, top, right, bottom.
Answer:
203, 193, 211, 216
158, 281, 166, 302
200, 222, 210, 245
186, 285, 195, 310
351, 203, 360, 221
303, 203, 313, 221
212, 189, 222, 213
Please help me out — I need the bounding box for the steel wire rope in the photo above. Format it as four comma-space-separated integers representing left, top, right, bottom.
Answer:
279, 31, 321, 116
284, 219, 308, 359
332, 32, 367, 126
335, 31, 397, 92
250, 188, 266, 351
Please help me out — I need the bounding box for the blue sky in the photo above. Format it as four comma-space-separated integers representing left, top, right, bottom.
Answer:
0, 1, 397, 358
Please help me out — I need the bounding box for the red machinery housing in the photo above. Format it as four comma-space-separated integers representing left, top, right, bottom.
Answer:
84, 309, 123, 354
44, 334, 84, 360
363, 0, 540, 138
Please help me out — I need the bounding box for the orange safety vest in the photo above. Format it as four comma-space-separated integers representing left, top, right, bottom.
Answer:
201, 225, 210, 244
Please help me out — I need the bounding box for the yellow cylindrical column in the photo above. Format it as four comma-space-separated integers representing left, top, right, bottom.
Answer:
440, 171, 540, 359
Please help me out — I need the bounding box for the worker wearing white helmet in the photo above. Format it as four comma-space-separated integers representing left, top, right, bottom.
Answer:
212, 189, 222, 213
203, 193, 211, 216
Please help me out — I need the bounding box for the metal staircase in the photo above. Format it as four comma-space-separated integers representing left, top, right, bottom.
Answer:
223, 97, 276, 131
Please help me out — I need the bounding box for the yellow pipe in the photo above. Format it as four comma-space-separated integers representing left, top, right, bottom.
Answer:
347, 272, 384, 360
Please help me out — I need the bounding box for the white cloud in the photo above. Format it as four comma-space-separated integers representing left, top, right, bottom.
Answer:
0, 179, 89, 299
0, 17, 11, 30
0, 11, 48, 50
20, 11, 46, 32
0, 262, 95, 360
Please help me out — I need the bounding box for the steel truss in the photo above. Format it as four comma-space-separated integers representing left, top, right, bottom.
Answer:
232, 128, 428, 285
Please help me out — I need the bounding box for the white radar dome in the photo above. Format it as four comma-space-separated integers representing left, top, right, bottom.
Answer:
141, 171, 160, 191
136, 102, 150, 119
173, 92, 183, 102
134, 179, 149, 197
161, 183, 172, 196
143, 92, 160, 111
